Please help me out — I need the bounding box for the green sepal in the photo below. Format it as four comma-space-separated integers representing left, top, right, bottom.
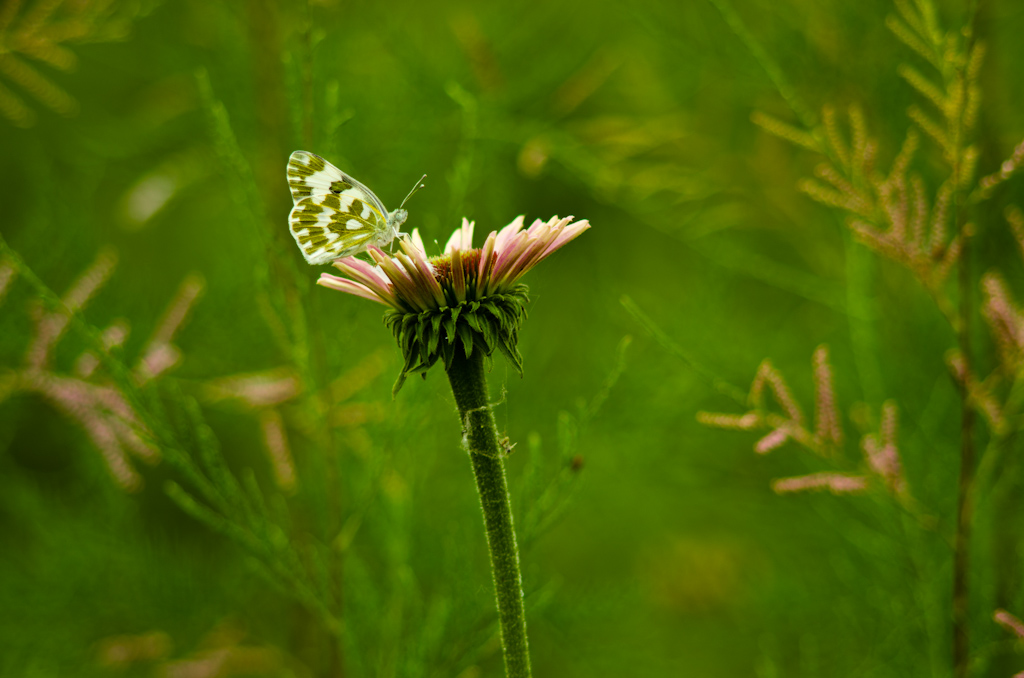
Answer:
415, 313, 430, 348
442, 315, 457, 344
430, 312, 443, 341
482, 301, 502, 323
427, 319, 441, 356
495, 342, 523, 377
464, 309, 483, 333
385, 285, 531, 395
457, 320, 475, 358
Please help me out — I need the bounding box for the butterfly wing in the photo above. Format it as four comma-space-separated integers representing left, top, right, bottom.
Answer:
289, 191, 392, 265
287, 151, 392, 264
287, 151, 389, 214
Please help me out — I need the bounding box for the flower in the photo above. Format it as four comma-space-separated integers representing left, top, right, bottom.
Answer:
318, 215, 590, 393
319, 215, 589, 311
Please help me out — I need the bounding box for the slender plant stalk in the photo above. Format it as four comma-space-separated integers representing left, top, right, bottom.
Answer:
953, 232, 974, 678
951, 108, 972, 678
950, 20, 978, 672
445, 347, 532, 678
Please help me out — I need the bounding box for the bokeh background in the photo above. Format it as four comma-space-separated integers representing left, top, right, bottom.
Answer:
2, 0, 1024, 676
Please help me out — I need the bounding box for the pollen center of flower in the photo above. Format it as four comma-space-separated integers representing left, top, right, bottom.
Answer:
428, 248, 491, 305
430, 249, 483, 284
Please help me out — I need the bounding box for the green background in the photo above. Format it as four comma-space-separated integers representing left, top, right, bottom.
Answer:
2, 0, 1023, 676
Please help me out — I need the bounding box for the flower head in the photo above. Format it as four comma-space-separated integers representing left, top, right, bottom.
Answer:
319, 215, 589, 393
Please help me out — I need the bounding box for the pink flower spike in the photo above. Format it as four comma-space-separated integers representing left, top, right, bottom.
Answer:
812, 345, 843, 448
995, 609, 1024, 639
862, 402, 906, 496
203, 369, 300, 408
261, 409, 296, 492
696, 411, 760, 430
755, 427, 789, 454
138, 343, 182, 383
772, 473, 868, 495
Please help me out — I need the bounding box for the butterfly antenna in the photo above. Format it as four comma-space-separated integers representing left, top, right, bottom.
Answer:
399, 174, 427, 209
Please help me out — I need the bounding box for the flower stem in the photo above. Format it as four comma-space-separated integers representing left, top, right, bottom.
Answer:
445, 346, 532, 678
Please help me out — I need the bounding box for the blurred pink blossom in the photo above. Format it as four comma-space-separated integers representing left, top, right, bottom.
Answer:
260, 409, 295, 493
754, 428, 789, 454
772, 473, 868, 495
812, 345, 843, 449
862, 401, 906, 495
995, 608, 1024, 639
5, 250, 201, 490
203, 369, 301, 409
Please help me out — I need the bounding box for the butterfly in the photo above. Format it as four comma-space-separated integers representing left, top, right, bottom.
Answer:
286, 151, 425, 265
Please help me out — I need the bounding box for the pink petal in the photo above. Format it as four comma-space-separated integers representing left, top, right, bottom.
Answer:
541, 219, 590, 257
318, 274, 390, 306
397, 238, 446, 307
526, 215, 558, 235
331, 260, 397, 304
445, 218, 475, 254
497, 222, 560, 286
443, 227, 462, 254
451, 248, 466, 302
494, 215, 526, 251
394, 251, 438, 310
369, 249, 430, 312
333, 257, 392, 294
491, 231, 531, 284
410, 228, 427, 257
478, 231, 497, 282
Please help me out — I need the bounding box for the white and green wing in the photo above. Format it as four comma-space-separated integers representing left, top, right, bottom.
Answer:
287, 151, 392, 265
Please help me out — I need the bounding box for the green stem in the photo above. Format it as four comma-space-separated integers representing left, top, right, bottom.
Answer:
445, 346, 532, 678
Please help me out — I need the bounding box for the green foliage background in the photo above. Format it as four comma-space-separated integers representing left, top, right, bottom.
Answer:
1, 0, 1023, 676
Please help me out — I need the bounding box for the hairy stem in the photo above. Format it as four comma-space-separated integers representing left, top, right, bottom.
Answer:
445, 347, 532, 678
